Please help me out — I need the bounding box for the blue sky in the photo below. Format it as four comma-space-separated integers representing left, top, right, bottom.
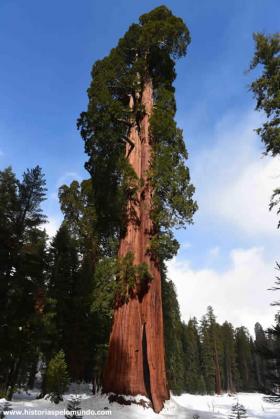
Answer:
1, 0, 279, 332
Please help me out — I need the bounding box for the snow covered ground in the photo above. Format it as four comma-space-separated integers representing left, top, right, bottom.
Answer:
1, 388, 279, 418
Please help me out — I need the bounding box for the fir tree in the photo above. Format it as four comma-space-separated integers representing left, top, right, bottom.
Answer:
182, 318, 203, 394
200, 307, 222, 394
162, 277, 185, 394
0, 166, 47, 399
47, 223, 95, 381
235, 327, 256, 391
200, 314, 216, 394
249, 33, 280, 157
254, 322, 270, 392
221, 322, 238, 393
58, 180, 111, 383
46, 350, 70, 403
264, 313, 280, 400
229, 402, 248, 419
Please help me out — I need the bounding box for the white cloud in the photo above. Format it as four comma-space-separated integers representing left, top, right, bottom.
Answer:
192, 111, 280, 236
167, 247, 277, 334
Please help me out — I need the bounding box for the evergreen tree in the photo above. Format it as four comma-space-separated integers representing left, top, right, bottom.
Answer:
47, 225, 91, 381
200, 314, 215, 394
249, 33, 280, 157
46, 350, 70, 403
264, 313, 280, 400
235, 327, 256, 391
229, 402, 248, 419
182, 318, 204, 394
221, 322, 238, 393
249, 31, 280, 316
78, 5, 197, 412
58, 179, 99, 259
249, 32, 280, 400
91, 258, 116, 390
253, 322, 269, 392
162, 277, 185, 394
0, 166, 47, 399
266, 266, 280, 399
199, 307, 222, 394
58, 179, 113, 383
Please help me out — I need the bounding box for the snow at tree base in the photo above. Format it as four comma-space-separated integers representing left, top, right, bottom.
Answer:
1, 388, 280, 419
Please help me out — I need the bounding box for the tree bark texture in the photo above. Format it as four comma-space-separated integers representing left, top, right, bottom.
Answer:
102, 79, 169, 413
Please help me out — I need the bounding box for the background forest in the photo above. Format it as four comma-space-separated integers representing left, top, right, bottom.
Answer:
0, 166, 279, 399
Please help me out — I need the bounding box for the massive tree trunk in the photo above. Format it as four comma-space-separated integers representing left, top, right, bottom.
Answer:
102, 79, 169, 413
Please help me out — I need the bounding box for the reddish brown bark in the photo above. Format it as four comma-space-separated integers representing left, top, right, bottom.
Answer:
102, 79, 169, 413
34, 287, 45, 315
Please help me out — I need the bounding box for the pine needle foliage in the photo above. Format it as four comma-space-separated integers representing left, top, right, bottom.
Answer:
46, 350, 70, 404
229, 402, 248, 419
249, 32, 280, 156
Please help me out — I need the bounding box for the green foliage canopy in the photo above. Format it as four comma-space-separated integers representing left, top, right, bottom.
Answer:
77, 5, 197, 263
46, 350, 70, 403
250, 33, 280, 156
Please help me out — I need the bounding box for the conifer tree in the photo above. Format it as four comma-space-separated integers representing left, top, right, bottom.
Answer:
249, 33, 280, 157
58, 179, 112, 384
200, 307, 222, 394
162, 277, 185, 394
0, 166, 47, 399
254, 322, 269, 392
221, 322, 237, 393
229, 402, 248, 419
182, 318, 203, 394
78, 5, 197, 412
235, 327, 256, 391
200, 314, 216, 394
249, 33, 280, 400
48, 225, 91, 381
264, 314, 280, 400
46, 350, 70, 403
250, 35, 280, 315
268, 268, 280, 399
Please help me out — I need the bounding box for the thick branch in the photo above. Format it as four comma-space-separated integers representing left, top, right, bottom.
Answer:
121, 135, 135, 158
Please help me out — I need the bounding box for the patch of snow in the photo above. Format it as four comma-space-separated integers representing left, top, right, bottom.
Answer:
5, 392, 279, 418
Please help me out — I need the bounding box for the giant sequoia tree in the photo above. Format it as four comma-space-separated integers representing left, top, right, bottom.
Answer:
78, 6, 197, 412
250, 32, 280, 398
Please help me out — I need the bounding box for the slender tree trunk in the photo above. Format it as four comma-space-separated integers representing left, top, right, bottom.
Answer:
6, 356, 22, 400
103, 79, 169, 413
214, 342, 222, 395
226, 360, 235, 393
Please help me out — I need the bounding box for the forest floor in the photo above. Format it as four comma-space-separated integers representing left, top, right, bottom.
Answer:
1, 387, 279, 419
